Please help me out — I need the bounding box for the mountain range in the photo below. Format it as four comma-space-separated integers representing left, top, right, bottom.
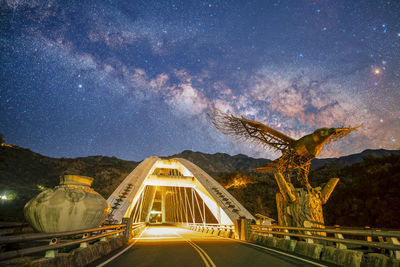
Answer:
1, 145, 399, 228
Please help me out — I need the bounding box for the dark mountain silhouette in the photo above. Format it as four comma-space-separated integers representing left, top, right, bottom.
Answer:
311, 149, 400, 169
1, 145, 399, 228
166, 150, 270, 174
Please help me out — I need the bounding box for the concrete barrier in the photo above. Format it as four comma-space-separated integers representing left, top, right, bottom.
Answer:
294, 241, 323, 260
212, 230, 220, 236
219, 230, 230, 238
363, 253, 400, 267
30, 235, 126, 267
276, 238, 297, 252
263, 236, 278, 248
321, 246, 363, 267
248, 232, 258, 242
249, 232, 367, 267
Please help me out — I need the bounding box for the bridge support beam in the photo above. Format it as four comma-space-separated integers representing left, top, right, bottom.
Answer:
145, 186, 157, 223
161, 187, 166, 223
240, 218, 250, 241
122, 218, 132, 240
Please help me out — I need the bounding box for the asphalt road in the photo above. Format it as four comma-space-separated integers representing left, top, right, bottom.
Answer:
93, 226, 330, 267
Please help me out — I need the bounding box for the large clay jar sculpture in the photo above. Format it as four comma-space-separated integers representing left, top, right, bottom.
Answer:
24, 175, 110, 232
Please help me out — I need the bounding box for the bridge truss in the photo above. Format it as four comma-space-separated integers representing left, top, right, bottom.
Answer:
106, 157, 256, 226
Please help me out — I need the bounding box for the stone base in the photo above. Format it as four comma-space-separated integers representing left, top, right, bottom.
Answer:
263, 236, 278, 248
294, 241, 323, 260
321, 246, 363, 267
30, 235, 126, 267
363, 253, 400, 267
276, 238, 297, 252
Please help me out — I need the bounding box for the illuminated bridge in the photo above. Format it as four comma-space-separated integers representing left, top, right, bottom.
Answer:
96, 156, 324, 266
107, 156, 256, 227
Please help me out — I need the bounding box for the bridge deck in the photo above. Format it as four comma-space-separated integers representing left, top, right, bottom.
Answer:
92, 225, 330, 267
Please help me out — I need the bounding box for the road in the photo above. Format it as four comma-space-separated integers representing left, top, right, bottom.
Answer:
93, 225, 330, 267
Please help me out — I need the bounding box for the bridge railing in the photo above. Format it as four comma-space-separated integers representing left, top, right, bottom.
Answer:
187, 223, 234, 235
249, 224, 400, 259
0, 223, 144, 262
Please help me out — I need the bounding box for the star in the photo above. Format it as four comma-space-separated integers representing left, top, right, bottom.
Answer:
372, 67, 382, 75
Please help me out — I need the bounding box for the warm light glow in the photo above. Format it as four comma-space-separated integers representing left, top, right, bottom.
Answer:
0, 143, 13, 147
131, 227, 202, 242
131, 236, 180, 240
1, 195, 7, 200
150, 210, 162, 214
137, 226, 189, 240
37, 185, 47, 191
225, 174, 257, 189
373, 67, 382, 75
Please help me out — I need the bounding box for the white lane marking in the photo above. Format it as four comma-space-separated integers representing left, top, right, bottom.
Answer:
97, 227, 148, 267
175, 232, 216, 267
187, 229, 324, 267
181, 228, 326, 266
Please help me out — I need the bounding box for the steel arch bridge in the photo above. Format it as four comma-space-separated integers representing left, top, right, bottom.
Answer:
106, 156, 258, 226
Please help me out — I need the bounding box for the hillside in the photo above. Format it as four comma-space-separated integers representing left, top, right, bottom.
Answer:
167, 150, 270, 174
0, 146, 138, 221
310, 149, 400, 169
0, 145, 399, 228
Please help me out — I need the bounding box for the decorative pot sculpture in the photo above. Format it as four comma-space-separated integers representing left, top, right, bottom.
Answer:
24, 175, 110, 232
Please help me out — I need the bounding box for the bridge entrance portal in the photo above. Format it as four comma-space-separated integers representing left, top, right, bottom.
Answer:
107, 157, 255, 226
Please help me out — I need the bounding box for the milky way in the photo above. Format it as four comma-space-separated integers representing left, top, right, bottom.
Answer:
0, 0, 399, 161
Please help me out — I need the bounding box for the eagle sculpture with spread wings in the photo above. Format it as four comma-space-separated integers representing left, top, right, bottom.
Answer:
210, 110, 358, 190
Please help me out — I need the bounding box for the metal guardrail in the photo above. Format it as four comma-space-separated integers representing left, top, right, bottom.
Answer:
0, 223, 145, 262
0, 223, 30, 230
250, 224, 400, 259
188, 223, 234, 233
0, 223, 33, 237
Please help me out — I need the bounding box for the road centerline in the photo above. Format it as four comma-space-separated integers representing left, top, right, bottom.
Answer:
175, 231, 217, 267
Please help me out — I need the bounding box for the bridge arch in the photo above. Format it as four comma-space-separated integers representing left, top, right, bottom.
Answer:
107, 156, 255, 226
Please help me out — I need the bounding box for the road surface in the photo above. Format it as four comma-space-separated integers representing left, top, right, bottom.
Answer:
93, 225, 330, 267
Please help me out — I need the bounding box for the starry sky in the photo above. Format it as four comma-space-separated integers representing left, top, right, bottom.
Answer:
0, 0, 399, 161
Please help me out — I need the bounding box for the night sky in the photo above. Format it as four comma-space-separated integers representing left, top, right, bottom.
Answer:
1, 0, 399, 161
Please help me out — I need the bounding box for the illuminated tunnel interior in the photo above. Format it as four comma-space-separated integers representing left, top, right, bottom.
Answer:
129, 185, 218, 224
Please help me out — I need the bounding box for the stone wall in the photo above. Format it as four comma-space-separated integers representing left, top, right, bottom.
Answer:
1, 235, 127, 267
190, 226, 400, 267
32, 235, 126, 267
248, 233, 400, 267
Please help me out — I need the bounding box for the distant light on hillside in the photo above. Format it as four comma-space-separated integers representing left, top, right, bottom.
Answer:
225, 174, 257, 189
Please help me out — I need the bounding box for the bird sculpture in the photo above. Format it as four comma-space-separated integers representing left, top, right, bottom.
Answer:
210, 109, 359, 228
210, 109, 358, 189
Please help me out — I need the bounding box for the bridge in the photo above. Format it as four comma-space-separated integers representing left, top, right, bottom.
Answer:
0, 157, 399, 267
107, 156, 255, 227
97, 156, 317, 266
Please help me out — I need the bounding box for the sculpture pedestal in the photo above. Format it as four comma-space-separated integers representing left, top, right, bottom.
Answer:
274, 173, 338, 229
